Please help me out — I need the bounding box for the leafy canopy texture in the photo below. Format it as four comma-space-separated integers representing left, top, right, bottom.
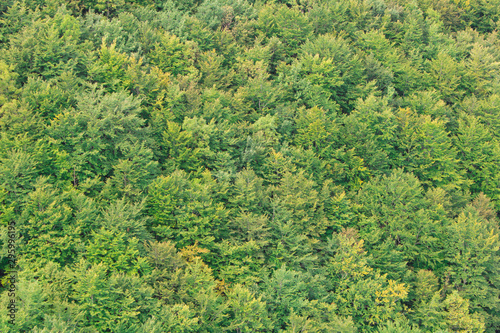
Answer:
1, 0, 500, 332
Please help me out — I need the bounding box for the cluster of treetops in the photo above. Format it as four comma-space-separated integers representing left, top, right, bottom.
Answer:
0, 0, 500, 332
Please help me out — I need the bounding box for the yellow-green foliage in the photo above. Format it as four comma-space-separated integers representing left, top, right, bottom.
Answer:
0, 0, 499, 332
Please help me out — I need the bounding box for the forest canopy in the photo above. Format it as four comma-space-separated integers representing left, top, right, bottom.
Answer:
1, 0, 500, 332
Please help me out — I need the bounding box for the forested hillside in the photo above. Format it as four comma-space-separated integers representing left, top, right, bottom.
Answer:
1, 0, 500, 332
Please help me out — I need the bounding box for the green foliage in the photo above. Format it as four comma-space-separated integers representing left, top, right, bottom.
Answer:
327, 229, 408, 331
443, 204, 500, 329
10, 182, 99, 268
1, 0, 500, 332
225, 284, 270, 332
85, 228, 150, 274
0, 269, 48, 332
70, 260, 157, 331
340, 94, 398, 176
146, 170, 229, 258
159, 117, 215, 172
0, 61, 19, 106
196, 0, 255, 31
256, 3, 312, 58
356, 169, 444, 274
1, 8, 89, 85
454, 114, 500, 208
395, 108, 464, 189
47, 89, 151, 183
21, 74, 80, 122
301, 33, 365, 112
101, 141, 159, 201
148, 33, 195, 76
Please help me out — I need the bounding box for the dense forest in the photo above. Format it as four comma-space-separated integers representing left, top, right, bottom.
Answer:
0, 0, 500, 331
